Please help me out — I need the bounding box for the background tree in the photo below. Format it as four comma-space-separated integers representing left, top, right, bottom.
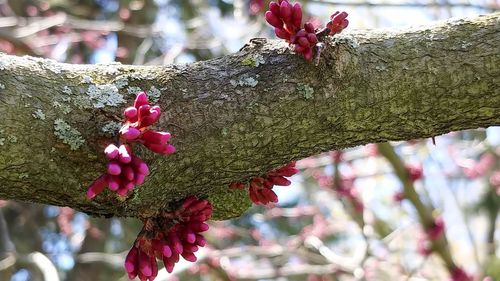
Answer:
0, 0, 499, 280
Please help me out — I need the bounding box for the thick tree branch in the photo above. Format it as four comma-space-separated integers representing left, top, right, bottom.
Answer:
0, 13, 498, 219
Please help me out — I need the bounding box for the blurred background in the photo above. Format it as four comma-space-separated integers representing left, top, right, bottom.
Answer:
0, 0, 499, 280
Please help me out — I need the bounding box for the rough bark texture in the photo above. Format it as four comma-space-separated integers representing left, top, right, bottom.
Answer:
0, 13, 499, 220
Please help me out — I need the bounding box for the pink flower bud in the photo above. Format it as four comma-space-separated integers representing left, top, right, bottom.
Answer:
124, 106, 138, 120
124, 247, 138, 275
86, 174, 108, 199
108, 176, 120, 191
261, 188, 278, 203
279, 1, 292, 22
291, 3, 302, 29
120, 126, 141, 141
118, 144, 132, 163
162, 244, 172, 258
269, 2, 280, 16
265, 11, 283, 28
107, 161, 122, 175
134, 92, 149, 109
142, 130, 171, 144
104, 144, 119, 159
304, 22, 314, 33
181, 252, 197, 262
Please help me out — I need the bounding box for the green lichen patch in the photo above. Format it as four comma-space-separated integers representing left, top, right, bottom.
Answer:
86, 84, 125, 108
241, 54, 265, 67
53, 119, 85, 150
148, 86, 161, 103
296, 83, 314, 100
101, 121, 122, 136
32, 109, 46, 120
230, 75, 259, 88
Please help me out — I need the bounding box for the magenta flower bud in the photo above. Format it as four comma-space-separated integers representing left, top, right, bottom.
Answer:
303, 48, 313, 61
168, 232, 183, 254
307, 33, 318, 44
269, 2, 280, 16
183, 243, 198, 253
304, 22, 314, 33
279, 1, 292, 22
124, 106, 138, 120
150, 105, 161, 117
142, 130, 171, 144
268, 176, 291, 186
134, 92, 149, 109
104, 144, 119, 159
134, 174, 146, 185
162, 257, 174, 273
132, 157, 149, 175
297, 37, 309, 47
261, 188, 278, 203
123, 166, 135, 181
107, 161, 122, 175
184, 229, 196, 244
188, 222, 209, 232
138, 250, 152, 277
120, 126, 141, 141
108, 175, 120, 191
118, 144, 132, 163
86, 174, 108, 199
162, 244, 172, 258
265, 11, 283, 28
124, 247, 138, 275
181, 252, 197, 262
195, 234, 206, 247
138, 104, 151, 121
117, 187, 129, 197
291, 3, 302, 29
124, 181, 135, 191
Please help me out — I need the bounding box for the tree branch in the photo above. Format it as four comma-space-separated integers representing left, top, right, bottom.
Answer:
0, 13, 498, 219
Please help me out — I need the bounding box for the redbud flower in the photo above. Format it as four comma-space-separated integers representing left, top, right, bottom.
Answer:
125, 197, 213, 280
230, 162, 299, 205
327, 11, 349, 35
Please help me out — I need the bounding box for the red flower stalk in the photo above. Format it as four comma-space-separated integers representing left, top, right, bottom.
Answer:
265, 0, 348, 61
230, 162, 299, 205
125, 197, 213, 280
86, 92, 175, 200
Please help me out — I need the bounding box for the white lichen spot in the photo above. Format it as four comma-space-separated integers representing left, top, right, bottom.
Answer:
53, 119, 85, 150
101, 121, 122, 135
0, 130, 4, 146
114, 76, 129, 89
52, 101, 72, 114
62, 86, 72, 95
87, 84, 125, 108
231, 75, 259, 88
127, 86, 142, 96
0, 83, 4, 90
130, 72, 154, 80
82, 75, 93, 84
148, 86, 161, 103
297, 83, 314, 100
18, 173, 29, 179
32, 109, 46, 120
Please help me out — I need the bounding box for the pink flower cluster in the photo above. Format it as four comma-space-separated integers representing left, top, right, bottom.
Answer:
86, 92, 175, 199
125, 196, 213, 280
264, 0, 348, 60
406, 163, 424, 182
230, 162, 299, 205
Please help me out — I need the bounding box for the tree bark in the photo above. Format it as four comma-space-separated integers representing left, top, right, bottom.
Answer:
0, 13, 499, 220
